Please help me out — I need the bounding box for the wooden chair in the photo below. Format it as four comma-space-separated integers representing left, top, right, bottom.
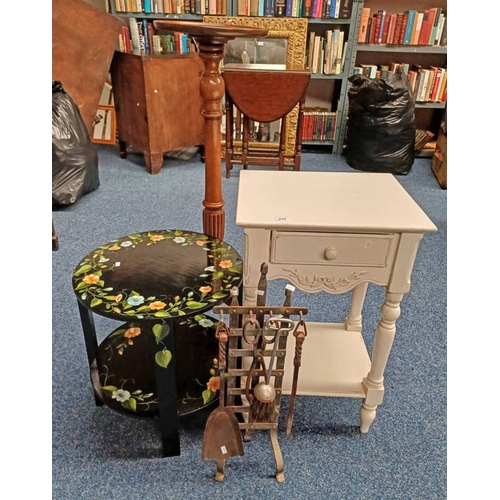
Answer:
222, 68, 311, 178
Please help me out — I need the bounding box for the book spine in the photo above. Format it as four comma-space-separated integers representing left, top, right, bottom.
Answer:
403, 10, 416, 45
377, 10, 386, 44
338, 0, 352, 19
275, 0, 286, 15
398, 13, 408, 45
358, 7, 371, 43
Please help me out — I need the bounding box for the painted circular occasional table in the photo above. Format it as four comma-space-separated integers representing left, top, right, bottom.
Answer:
152, 21, 268, 241
72, 229, 243, 457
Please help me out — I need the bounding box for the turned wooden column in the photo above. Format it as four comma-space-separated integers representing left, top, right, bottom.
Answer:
153, 21, 268, 240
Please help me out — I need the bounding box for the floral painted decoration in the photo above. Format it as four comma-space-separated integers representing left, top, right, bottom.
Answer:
72, 230, 242, 321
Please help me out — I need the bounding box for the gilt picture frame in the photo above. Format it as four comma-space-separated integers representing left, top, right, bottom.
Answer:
202, 16, 308, 158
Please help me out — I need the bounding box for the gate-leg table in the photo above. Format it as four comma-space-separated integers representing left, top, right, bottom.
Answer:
235, 170, 437, 432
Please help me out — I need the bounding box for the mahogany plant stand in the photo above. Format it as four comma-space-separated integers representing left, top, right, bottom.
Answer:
153, 21, 268, 241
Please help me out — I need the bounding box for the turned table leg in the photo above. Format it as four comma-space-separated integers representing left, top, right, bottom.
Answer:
197, 40, 226, 240
360, 291, 403, 433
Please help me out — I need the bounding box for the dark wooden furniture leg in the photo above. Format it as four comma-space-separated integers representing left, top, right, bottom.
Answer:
150, 319, 181, 457
77, 301, 103, 406
144, 152, 164, 175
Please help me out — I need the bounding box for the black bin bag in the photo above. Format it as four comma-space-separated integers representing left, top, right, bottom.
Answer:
345, 69, 415, 175
52, 81, 99, 206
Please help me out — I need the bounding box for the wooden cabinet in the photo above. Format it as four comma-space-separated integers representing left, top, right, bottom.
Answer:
110, 51, 205, 174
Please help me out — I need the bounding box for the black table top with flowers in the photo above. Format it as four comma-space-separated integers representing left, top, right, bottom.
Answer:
72, 229, 243, 457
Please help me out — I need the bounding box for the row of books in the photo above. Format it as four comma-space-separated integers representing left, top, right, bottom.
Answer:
358, 7, 447, 46
302, 109, 336, 141
119, 18, 197, 55
353, 62, 447, 104
113, 0, 354, 18
307, 29, 348, 75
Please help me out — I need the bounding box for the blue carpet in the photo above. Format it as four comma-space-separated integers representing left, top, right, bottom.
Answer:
52, 145, 446, 499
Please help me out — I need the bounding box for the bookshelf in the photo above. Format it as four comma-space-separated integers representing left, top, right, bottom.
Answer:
349, 0, 447, 157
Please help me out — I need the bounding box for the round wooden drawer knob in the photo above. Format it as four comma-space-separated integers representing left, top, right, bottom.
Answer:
324, 247, 338, 260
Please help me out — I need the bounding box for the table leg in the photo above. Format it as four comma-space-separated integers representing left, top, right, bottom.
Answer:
77, 301, 103, 406
345, 282, 369, 331
144, 152, 164, 175
150, 319, 181, 457
242, 228, 271, 306
360, 291, 403, 433
197, 40, 226, 240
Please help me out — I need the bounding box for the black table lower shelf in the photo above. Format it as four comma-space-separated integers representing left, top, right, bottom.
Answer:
94, 314, 220, 418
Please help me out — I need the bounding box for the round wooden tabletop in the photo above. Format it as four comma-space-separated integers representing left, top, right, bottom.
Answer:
153, 20, 268, 41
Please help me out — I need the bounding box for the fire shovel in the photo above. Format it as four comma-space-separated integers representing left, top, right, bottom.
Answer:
201, 320, 244, 480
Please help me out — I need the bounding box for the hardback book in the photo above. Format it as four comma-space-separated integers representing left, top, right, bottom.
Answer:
369, 15, 378, 44
434, 13, 446, 45
276, 0, 286, 17
371, 12, 381, 44
360, 64, 377, 78
250, 0, 258, 14
324, 30, 333, 74
237, 0, 246, 14
358, 7, 371, 43
380, 12, 392, 44
137, 20, 146, 55
403, 10, 417, 45
379, 64, 389, 81
307, 31, 316, 69
365, 17, 372, 44
438, 71, 447, 102
377, 10, 387, 44
439, 14, 447, 46
429, 7, 442, 45
335, 30, 344, 74
302, 0, 313, 17
329, 0, 337, 18
418, 8, 436, 45
128, 17, 141, 54
120, 25, 131, 53
391, 13, 404, 45
411, 12, 424, 45
417, 68, 431, 102
334, 0, 340, 17
387, 13, 397, 44
425, 68, 436, 101
322, 0, 330, 19
430, 67, 445, 101
184, 0, 191, 13
331, 30, 340, 74
338, 0, 352, 19
407, 69, 418, 93
398, 12, 409, 44
147, 20, 155, 55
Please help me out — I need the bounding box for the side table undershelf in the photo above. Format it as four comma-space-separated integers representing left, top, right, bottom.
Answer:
72, 229, 243, 457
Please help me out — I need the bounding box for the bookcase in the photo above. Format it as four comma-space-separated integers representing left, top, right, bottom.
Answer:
107, 1, 446, 158
350, 0, 447, 157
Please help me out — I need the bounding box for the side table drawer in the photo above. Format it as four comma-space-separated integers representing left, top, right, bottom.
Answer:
270, 231, 395, 267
